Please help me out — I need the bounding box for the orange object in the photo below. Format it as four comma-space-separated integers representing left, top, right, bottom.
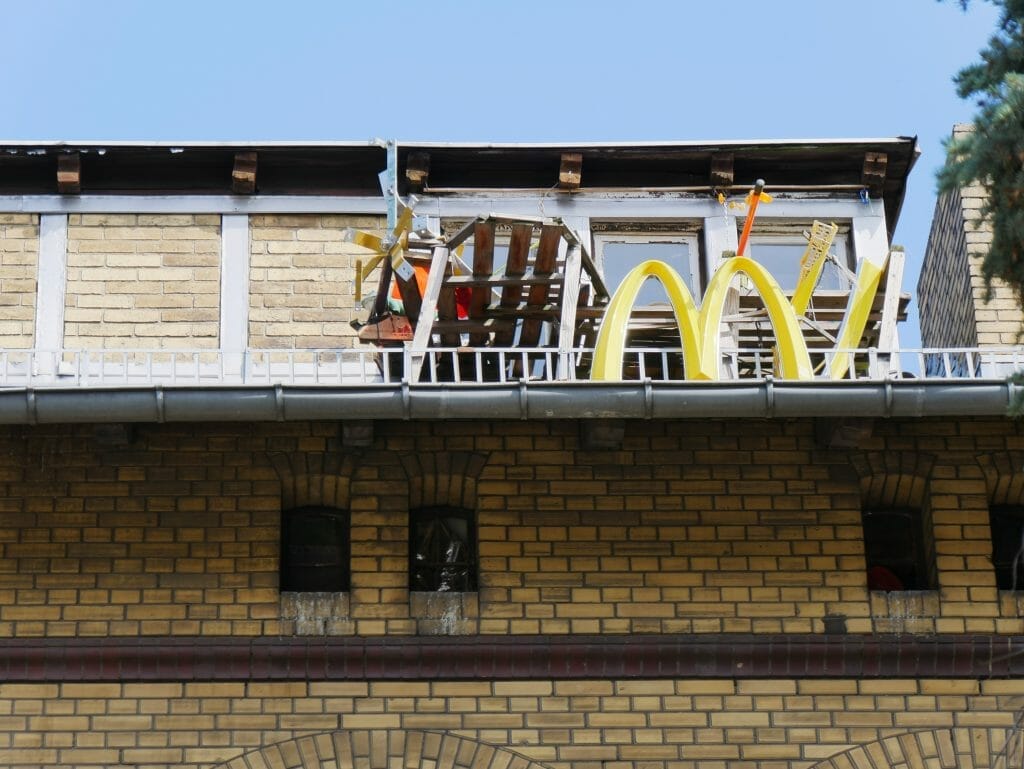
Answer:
390, 264, 430, 301
736, 179, 766, 257
390, 265, 471, 319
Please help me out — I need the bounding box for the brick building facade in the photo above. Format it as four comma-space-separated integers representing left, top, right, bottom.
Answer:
919, 124, 1024, 348
0, 139, 1022, 769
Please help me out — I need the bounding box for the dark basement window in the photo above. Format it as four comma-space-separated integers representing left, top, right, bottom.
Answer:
280, 506, 350, 592
862, 508, 930, 591
409, 506, 477, 592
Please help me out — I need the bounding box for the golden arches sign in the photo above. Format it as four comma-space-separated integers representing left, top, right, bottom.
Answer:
591, 256, 885, 382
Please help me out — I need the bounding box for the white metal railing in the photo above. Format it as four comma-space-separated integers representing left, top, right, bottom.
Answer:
0, 346, 1021, 388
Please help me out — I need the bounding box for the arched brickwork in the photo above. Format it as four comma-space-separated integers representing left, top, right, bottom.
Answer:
399, 451, 489, 508
808, 727, 1010, 769
978, 451, 1024, 505
269, 451, 360, 509
849, 451, 936, 508
214, 729, 551, 769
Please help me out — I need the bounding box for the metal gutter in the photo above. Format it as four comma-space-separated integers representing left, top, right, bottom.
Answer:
0, 379, 1013, 424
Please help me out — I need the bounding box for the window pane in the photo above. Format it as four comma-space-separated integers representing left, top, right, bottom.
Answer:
863, 508, 927, 591
990, 505, 1024, 590
281, 508, 349, 592
410, 507, 477, 592
602, 242, 695, 303
749, 242, 845, 290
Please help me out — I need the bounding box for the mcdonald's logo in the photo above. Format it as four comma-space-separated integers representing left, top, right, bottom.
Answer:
590, 256, 885, 382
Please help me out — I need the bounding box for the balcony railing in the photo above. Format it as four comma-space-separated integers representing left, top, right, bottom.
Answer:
0, 346, 1020, 388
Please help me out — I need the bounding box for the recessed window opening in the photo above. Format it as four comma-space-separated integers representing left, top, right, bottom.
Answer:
280, 506, 350, 592
862, 507, 929, 591
989, 505, 1024, 590
410, 506, 477, 592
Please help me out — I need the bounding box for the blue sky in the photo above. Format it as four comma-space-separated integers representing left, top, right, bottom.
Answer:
0, 0, 1003, 347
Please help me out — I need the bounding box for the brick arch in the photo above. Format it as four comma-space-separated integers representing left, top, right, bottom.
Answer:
215, 729, 552, 769
268, 451, 360, 509
978, 451, 1024, 505
399, 451, 489, 509
808, 727, 1008, 769
848, 451, 936, 508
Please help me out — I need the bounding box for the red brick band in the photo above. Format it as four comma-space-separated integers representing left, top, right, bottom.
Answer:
1, 634, 1019, 681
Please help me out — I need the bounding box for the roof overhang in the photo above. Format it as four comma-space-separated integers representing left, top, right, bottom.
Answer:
0, 137, 919, 234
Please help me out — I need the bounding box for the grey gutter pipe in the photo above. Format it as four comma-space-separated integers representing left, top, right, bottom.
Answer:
0, 380, 1015, 424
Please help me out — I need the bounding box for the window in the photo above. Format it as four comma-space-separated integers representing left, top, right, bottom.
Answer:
280, 507, 350, 592
410, 506, 477, 591
990, 505, 1024, 590
594, 232, 701, 302
862, 508, 930, 591
748, 226, 852, 290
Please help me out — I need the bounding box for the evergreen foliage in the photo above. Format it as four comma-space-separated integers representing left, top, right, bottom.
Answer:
939, 0, 1024, 298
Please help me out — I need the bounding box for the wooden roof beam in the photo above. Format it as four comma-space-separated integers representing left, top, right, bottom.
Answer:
558, 152, 582, 191
710, 152, 734, 194
862, 152, 887, 199
57, 153, 81, 194
405, 151, 430, 192
232, 151, 258, 194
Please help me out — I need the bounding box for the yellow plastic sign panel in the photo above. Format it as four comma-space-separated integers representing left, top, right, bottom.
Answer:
828, 256, 885, 380
591, 254, 887, 382
790, 221, 839, 316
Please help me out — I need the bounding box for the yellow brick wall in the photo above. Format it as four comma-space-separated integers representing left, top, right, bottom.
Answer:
0, 214, 38, 348
921, 125, 1024, 347
0, 679, 1018, 769
248, 215, 384, 349
0, 417, 1021, 638
64, 214, 221, 349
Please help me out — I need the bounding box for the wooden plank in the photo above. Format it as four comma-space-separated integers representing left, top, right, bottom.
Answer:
447, 217, 483, 250
437, 286, 461, 347
446, 273, 564, 287
561, 221, 608, 299
557, 242, 583, 380
57, 153, 81, 194
558, 152, 583, 190
518, 224, 562, 348
232, 151, 258, 194
873, 248, 905, 377
493, 223, 533, 346
431, 319, 514, 334
410, 246, 452, 380
469, 220, 496, 346
394, 251, 424, 325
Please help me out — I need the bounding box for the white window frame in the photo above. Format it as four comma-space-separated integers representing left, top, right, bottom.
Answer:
593, 232, 702, 300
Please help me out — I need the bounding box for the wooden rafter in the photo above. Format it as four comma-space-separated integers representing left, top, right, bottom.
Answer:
862, 152, 887, 199
57, 153, 81, 194
232, 151, 258, 194
558, 153, 583, 190
406, 151, 430, 191
710, 152, 734, 192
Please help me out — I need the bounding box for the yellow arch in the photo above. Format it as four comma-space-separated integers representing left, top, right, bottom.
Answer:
591, 258, 813, 381
591, 261, 704, 381
700, 257, 813, 380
